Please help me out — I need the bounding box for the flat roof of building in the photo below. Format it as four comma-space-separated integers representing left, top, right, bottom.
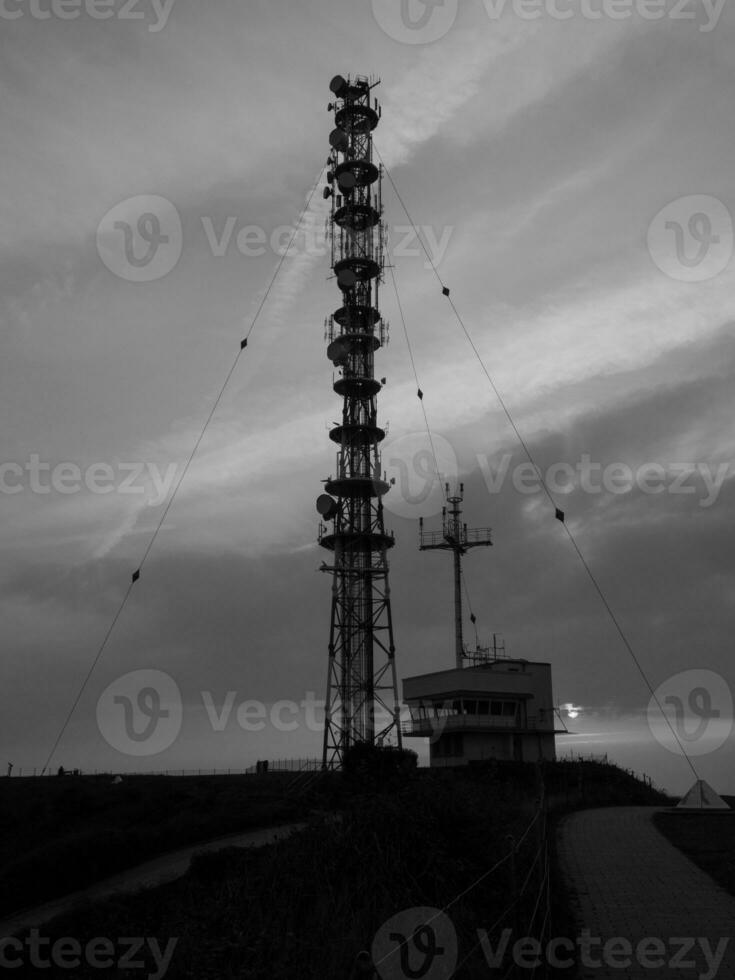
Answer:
403, 658, 551, 686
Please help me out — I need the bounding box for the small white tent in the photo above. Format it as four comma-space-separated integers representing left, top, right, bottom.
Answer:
677, 779, 730, 810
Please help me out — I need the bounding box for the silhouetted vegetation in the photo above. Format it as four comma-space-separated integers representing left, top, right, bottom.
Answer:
0, 774, 303, 917
342, 742, 418, 787
5, 760, 670, 979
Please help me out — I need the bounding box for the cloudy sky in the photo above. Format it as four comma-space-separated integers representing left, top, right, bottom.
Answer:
2, 0, 734, 794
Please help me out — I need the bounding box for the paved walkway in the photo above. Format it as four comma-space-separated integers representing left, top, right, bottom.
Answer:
0, 822, 305, 939
557, 807, 735, 979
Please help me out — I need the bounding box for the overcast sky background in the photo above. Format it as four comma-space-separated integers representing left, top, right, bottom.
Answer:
2, 0, 735, 795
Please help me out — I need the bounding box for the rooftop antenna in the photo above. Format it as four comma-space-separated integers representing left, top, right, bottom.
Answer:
419, 484, 493, 669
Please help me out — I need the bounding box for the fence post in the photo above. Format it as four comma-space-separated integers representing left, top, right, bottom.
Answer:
506, 833, 520, 976
350, 950, 376, 979
535, 798, 546, 898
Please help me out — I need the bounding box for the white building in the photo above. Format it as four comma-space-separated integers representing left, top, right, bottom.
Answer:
402, 657, 561, 766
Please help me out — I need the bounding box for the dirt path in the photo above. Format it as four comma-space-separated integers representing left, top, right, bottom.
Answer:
0, 822, 305, 939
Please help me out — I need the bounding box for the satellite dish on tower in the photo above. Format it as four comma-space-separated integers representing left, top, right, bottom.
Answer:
327, 336, 352, 365
337, 268, 357, 290
316, 494, 339, 521
329, 128, 349, 152
337, 171, 356, 192
329, 75, 348, 97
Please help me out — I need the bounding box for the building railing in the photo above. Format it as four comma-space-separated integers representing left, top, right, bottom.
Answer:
401, 713, 555, 737
4, 759, 324, 779
265, 757, 323, 772
419, 527, 493, 549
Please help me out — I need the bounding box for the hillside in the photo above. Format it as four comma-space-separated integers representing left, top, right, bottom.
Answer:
3, 759, 670, 979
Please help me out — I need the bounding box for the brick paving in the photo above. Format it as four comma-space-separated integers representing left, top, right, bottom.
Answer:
556, 807, 735, 979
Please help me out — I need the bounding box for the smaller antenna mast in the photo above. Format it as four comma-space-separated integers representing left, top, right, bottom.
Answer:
419, 484, 492, 669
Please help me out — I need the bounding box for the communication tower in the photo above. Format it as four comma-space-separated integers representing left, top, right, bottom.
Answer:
317, 74, 402, 769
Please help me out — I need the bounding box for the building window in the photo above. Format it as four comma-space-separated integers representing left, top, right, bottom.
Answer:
433, 733, 464, 758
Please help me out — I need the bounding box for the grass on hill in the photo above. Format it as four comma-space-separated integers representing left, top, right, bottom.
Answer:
0, 773, 303, 917
4, 758, 670, 980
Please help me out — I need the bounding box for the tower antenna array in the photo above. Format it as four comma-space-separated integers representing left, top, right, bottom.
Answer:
317, 74, 402, 769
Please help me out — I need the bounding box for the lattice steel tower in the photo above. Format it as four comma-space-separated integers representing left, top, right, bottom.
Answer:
317, 74, 402, 769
